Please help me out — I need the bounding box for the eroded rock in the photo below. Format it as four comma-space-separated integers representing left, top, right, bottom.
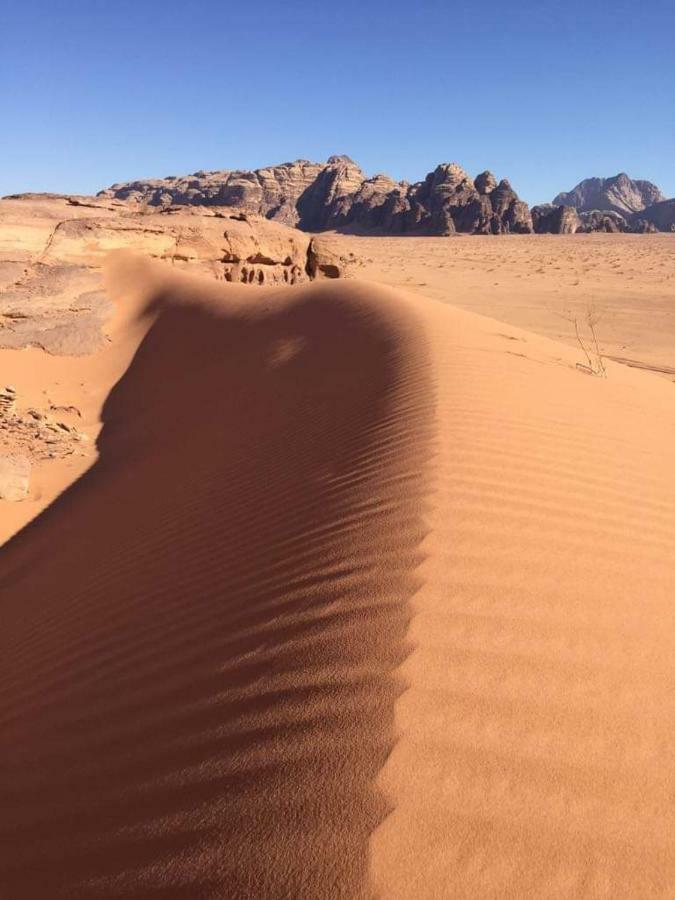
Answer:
532, 204, 581, 234
99, 157, 534, 236
0, 196, 348, 354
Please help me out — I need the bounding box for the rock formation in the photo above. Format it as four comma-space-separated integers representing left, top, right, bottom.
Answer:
577, 210, 628, 233
0, 385, 16, 416
0, 381, 90, 499
99, 159, 534, 236
531, 204, 580, 234
629, 199, 675, 233
104, 157, 673, 236
0, 195, 348, 354
552, 174, 665, 217
98, 160, 326, 227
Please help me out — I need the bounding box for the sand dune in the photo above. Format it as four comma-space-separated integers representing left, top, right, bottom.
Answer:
0, 261, 434, 898
1, 259, 673, 897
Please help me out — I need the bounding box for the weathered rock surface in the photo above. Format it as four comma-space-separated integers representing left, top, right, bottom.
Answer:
100, 158, 534, 236
0, 382, 88, 494
532, 204, 581, 234
98, 160, 326, 227
553, 174, 665, 217
629, 199, 675, 233
0, 195, 348, 354
531, 199, 673, 234
577, 210, 628, 234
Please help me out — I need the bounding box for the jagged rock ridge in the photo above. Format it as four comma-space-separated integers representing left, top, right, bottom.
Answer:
98, 161, 674, 235
99, 158, 534, 236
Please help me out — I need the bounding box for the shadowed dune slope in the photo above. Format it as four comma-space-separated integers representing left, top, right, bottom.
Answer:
0, 266, 435, 899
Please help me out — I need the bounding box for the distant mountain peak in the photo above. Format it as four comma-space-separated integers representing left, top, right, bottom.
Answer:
552, 174, 665, 215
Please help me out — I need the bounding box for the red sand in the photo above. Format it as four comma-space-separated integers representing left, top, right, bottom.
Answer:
1, 258, 673, 898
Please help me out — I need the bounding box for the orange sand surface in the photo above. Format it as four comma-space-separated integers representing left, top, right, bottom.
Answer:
1, 254, 673, 897
330, 233, 675, 377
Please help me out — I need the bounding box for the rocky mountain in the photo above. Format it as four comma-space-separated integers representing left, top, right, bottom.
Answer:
99, 158, 534, 236
552, 174, 665, 217
98, 160, 674, 236
531, 205, 580, 235
630, 199, 675, 233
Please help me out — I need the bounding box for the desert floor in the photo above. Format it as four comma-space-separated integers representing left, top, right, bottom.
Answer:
330, 232, 675, 376
1, 239, 674, 898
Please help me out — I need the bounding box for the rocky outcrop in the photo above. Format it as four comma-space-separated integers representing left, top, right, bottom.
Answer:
532, 200, 672, 234
296, 156, 368, 231
531, 204, 580, 234
0, 385, 16, 416
0, 195, 349, 355
100, 158, 533, 236
0, 380, 88, 497
629, 199, 675, 233
630, 218, 660, 234
577, 210, 628, 233
488, 179, 533, 234
98, 160, 326, 227
553, 174, 665, 217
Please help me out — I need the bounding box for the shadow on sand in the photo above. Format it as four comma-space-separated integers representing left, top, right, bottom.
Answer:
0, 271, 434, 899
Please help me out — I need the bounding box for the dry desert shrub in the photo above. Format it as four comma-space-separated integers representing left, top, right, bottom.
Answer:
560, 302, 607, 377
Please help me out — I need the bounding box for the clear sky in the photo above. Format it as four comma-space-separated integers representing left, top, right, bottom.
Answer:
2, 0, 674, 204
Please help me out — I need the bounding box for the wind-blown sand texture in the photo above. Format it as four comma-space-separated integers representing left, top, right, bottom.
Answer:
1, 256, 673, 897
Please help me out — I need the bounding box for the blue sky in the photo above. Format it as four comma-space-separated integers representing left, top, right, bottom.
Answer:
2, 0, 674, 204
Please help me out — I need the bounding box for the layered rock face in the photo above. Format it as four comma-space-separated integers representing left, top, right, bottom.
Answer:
100, 159, 534, 235
98, 160, 326, 227
0, 195, 348, 355
553, 174, 665, 216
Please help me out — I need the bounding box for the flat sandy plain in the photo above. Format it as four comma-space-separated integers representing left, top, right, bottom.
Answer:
1, 236, 674, 898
